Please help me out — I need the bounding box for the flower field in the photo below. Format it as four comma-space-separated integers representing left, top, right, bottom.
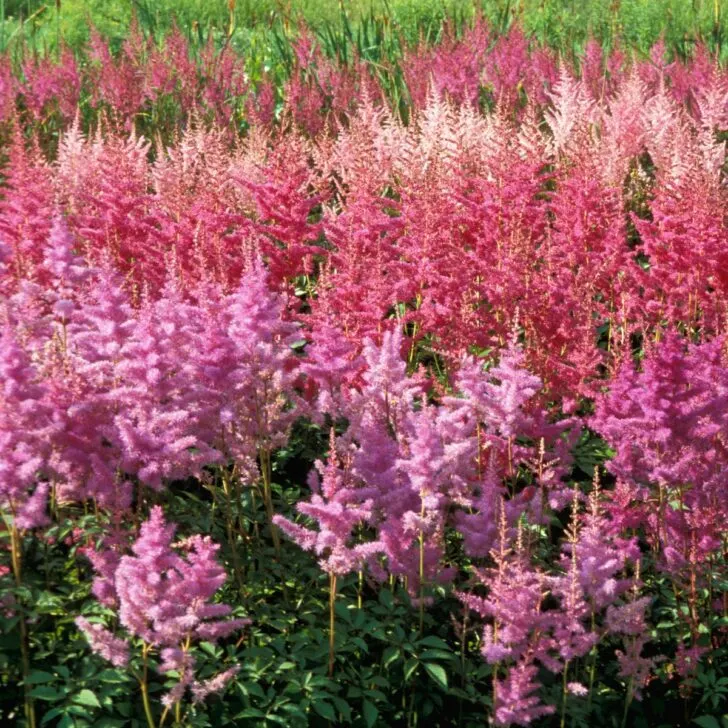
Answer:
0, 7, 727, 727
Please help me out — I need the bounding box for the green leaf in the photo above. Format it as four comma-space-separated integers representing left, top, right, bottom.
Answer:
382, 646, 399, 668
417, 636, 450, 650
234, 708, 267, 719
363, 699, 378, 728
199, 641, 221, 658
73, 689, 101, 708
26, 671, 57, 684
403, 658, 419, 682
96, 669, 129, 684
30, 686, 65, 701
331, 696, 352, 722
693, 717, 721, 728
424, 663, 448, 690
41, 708, 66, 726
420, 649, 454, 662
312, 700, 336, 721
379, 590, 394, 609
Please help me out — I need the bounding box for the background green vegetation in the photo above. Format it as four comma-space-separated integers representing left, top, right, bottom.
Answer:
0, 0, 726, 68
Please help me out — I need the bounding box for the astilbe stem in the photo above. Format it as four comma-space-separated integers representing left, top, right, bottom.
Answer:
328, 572, 337, 677
8, 521, 36, 728
139, 643, 156, 728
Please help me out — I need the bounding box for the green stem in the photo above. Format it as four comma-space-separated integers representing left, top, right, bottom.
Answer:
418, 501, 425, 636
586, 611, 598, 713
328, 572, 337, 677
8, 521, 36, 728
139, 644, 156, 728
259, 447, 281, 556
458, 613, 466, 727
621, 676, 634, 728
560, 660, 570, 728
222, 470, 245, 595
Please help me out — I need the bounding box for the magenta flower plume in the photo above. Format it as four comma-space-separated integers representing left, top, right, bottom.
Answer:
74, 618, 129, 668
0, 326, 52, 530
113, 506, 249, 646
274, 431, 384, 576
78, 506, 249, 708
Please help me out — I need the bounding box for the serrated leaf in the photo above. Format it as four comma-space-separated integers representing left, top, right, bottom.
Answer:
96, 669, 129, 684
403, 658, 419, 682
74, 689, 101, 708
235, 708, 267, 719
693, 717, 721, 728
424, 662, 448, 690
382, 646, 399, 668
30, 686, 65, 701
417, 636, 450, 650
199, 641, 221, 658
41, 707, 66, 725
312, 700, 336, 721
26, 671, 57, 684
363, 699, 378, 728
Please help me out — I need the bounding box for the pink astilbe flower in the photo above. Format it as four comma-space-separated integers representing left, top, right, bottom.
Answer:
0, 127, 55, 284
559, 482, 641, 612
591, 333, 728, 574
21, 49, 81, 122
344, 328, 425, 443
442, 342, 578, 552
209, 263, 304, 481
607, 595, 655, 700
113, 507, 250, 646
402, 19, 491, 108
79, 507, 249, 708
274, 431, 384, 576
191, 665, 241, 704
112, 282, 221, 489
458, 523, 559, 672
312, 193, 408, 349
459, 484, 649, 724
75, 618, 130, 668
0, 326, 52, 529
493, 661, 556, 727
232, 145, 325, 285
299, 322, 363, 418
674, 643, 707, 678
458, 513, 561, 726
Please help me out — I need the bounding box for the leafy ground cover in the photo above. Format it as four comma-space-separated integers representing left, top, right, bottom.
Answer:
0, 10, 727, 728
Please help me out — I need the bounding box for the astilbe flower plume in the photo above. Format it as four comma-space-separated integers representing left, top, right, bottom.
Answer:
457, 514, 559, 727
0, 327, 52, 530
605, 593, 654, 700
591, 332, 728, 564
458, 478, 649, 725
77, 506, 249, 708
274, 430, 384, 577
441, 340, 578, 556
111, 281, 222, 490
557, 479, 641, 613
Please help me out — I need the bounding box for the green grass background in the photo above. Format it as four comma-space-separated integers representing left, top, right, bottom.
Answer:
0, 0, 725, 70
